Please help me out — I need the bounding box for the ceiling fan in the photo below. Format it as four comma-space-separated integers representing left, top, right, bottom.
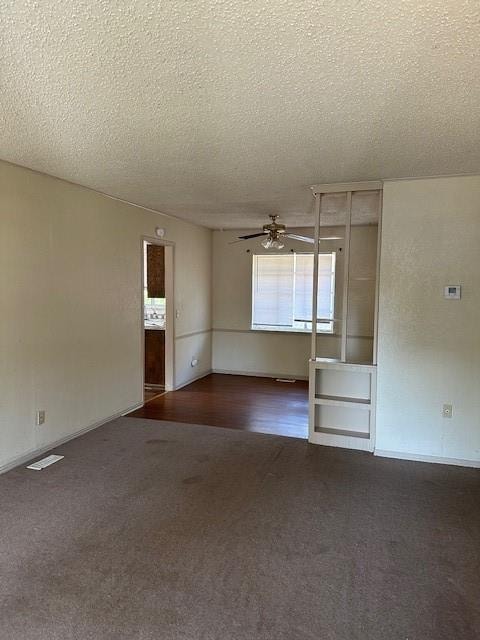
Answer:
230, 215, 342, 249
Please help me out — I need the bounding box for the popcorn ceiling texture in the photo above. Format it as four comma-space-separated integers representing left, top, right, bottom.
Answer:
1, 1, 479, 228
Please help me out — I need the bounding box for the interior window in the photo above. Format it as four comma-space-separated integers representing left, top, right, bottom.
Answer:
251, 253, 335, 333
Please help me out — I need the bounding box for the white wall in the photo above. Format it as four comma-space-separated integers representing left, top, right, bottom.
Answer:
0, 161, 212, 471
376, 176, 480, 466
212, 228, 377, 378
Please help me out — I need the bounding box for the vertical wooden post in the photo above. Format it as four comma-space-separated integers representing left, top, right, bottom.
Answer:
372, 191, 383, 365
340, 191, 352, 362
310, 193, 321, 360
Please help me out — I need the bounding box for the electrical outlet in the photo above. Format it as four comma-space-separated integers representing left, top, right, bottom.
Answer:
36, 410, 46, 426
442, 404, 453, 419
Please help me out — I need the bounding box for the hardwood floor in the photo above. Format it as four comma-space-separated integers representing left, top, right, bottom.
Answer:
128, 374, 308, 439
143, 387, 165, 403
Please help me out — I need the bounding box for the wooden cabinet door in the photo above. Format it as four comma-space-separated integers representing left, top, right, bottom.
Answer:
144, 330, 165, 385
146, 244, 165, 298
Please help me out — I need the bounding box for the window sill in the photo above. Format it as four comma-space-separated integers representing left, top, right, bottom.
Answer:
250, 326, 334, 336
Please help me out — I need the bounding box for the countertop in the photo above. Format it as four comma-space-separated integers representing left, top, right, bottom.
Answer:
145, 321, 165, 331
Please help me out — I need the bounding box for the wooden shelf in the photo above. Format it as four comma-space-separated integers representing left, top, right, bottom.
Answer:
314, 426, 370, 439
310, 358, 376, 373
314, 394, 371, 409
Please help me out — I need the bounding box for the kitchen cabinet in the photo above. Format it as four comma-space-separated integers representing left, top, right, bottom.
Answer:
144, 329, 165, 386
146, 244, 165, 298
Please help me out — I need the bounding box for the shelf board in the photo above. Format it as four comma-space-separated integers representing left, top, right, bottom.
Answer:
310, 358, 376, 372
314, 394, 371, 409
314, 426, 370, 439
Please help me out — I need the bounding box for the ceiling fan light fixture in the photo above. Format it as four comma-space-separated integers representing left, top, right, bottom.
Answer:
271, 238, 285, 249
236, 214, 316, 249
262, 232, 285, 250
261, 236, 273, 249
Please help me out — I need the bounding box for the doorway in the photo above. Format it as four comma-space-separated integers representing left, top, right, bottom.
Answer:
142, 238, 174, 402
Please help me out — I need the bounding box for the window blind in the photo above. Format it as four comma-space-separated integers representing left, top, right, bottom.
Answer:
252, 253, 335, 331
294, 254, 335, 321
252, 254, 294, 327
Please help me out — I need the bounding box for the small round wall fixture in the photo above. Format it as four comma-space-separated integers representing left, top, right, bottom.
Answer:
155, 227, 165, 238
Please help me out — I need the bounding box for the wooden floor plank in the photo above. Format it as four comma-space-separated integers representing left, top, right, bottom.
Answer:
128, 373, 308, 439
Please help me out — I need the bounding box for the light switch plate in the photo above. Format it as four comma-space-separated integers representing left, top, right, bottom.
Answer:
444, 285, 461, 299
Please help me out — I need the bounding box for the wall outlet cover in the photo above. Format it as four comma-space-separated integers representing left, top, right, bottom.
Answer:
442, 404, 453, 418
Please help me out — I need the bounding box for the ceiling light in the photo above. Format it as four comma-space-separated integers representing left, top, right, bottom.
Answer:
261, 234, 285, 250
271, 238, 285, 249
261, 236, 273, 249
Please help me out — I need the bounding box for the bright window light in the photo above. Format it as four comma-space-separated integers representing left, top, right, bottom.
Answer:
251, 253, 336, 333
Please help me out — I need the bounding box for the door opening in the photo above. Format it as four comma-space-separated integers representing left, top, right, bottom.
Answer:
142, 239, 174, 402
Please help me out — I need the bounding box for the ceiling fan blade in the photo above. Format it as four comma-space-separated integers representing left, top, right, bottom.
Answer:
238, 232, 268, 240
286, 233, 343, 243
228, 232, 268, 244
285, 233, 315, 243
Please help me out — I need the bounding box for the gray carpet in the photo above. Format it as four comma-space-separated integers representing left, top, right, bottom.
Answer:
1, 418, 479, 640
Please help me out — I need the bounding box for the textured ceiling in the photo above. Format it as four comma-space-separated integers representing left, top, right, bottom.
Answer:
1, 1, 479, 229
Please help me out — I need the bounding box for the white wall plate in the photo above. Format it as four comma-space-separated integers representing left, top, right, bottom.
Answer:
444, 285, 461, 299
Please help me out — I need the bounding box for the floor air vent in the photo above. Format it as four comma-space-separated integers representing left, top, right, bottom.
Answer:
27, 455, 64, 470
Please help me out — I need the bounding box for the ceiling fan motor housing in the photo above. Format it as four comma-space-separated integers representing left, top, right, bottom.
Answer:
263, 214, 286, 235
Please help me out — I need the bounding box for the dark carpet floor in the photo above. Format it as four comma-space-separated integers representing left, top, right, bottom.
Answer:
1, 418, 479, 640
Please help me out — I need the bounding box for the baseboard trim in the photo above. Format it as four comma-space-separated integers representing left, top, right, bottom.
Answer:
174, 369, 212, 391
212, 368, 308, 381
0, 401, 144, 475
374, 449, 480, 469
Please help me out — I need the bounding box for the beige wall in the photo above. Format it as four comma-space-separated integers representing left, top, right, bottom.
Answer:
212, 227, 377, 378
0, 161, 212, 471
376, 176, 480, 465
5, 163, 475, 470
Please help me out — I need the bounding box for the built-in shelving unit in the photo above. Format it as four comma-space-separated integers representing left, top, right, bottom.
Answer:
308, 182, 382, 452
309, 357, 376, 451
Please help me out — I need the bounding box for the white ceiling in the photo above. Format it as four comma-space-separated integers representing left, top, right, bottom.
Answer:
1, 1, 479, 229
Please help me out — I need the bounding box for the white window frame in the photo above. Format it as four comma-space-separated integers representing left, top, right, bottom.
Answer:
251, 252, 336, 334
